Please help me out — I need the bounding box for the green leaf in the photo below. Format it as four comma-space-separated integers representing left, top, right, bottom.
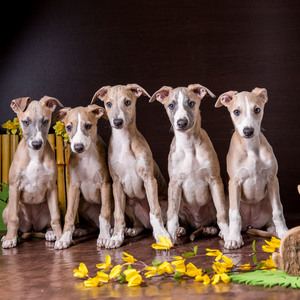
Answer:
127, 264, 132, 270
256, 261, 265, 270
253, 254, 258, 264
174, 271, 182, 281
152, 260, 162, 267
182, 252, 195, 258
193, 246, 198, 254
205, 268, 211, 274
252, 240, 256, 253
117, 274, 126, 284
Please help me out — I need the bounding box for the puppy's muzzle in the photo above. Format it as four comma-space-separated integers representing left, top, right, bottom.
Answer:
74, 143, 85, 153
243, 127, 254, 138
177, 118, 189, 130
113, 118, 124, 129
31, 140, 43, 150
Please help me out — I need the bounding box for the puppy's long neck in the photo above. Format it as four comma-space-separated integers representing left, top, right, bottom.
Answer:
235, 130, 262, 154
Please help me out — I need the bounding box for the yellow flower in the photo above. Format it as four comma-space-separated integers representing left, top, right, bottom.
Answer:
195, 272, 211, 285
73, 263, 89, 278
53, 121, 65, 133
239, 263, 253, 270
157, 261, 174, 275
221, 255, 234, 270
262, 237, 281, 253
211, 273, 230, 285
151, 235, 173, 250
206, 248, 223, 261
123, 269, 143, 287
261, 255, 277, 271
122, 252, 137, 265
84, 277, 101, 287
171, 259, 186, 274
213, 261, 228, 274
96, 271, 109, 283
186, 263, 201, 277
109, 265, 123, 279
144, 266, 157, 278
96, 254, 112, 271
173, 256, 183, 260
2, 120, 18, 135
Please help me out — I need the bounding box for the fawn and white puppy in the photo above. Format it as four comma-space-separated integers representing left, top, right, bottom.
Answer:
215, 88, 288, 249
54, 105, 112, 249
150, 84, 229, 243
91, 84, 170, 249
1, 96, 63, 249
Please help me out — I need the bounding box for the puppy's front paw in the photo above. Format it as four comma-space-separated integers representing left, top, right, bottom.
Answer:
224, 237, 244, 250
45, 231, 56, 241
1, 236, 17, 249
54, 231, 73, 250
105, 235, 124, 249
177, 227, 186, 237
125, 227, 143, 237
203, 226, 218, 236
97, 232, 111, 248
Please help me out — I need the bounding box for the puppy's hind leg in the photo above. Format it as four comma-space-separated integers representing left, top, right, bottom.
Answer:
125, 205, 144, 237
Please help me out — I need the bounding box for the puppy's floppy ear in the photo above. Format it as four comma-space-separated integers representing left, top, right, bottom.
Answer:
91, 86, 111, 103
87, 104, 108, 120
11, 97, 31, 113
215, 91, 238, 108
53, 107, 71, 123
188, 84, 216, 99
149, 86, 172, 103
252, 87, 268, 103
127, 83, 150, 98
40, 96, 64, 112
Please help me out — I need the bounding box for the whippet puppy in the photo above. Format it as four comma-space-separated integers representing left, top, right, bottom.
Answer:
215, 88, 288, 249
91, 84, 170, 249
1, 96, 63, 249
54, 105, 112, 249
150, 84, 229, 243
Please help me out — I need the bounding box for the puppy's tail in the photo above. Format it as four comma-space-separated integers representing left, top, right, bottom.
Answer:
20, 232, 45, 240
245, 228, 279, 239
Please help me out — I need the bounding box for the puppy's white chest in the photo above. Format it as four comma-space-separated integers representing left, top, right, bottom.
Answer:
20, 158, 54, 195
110, 136, 145, 199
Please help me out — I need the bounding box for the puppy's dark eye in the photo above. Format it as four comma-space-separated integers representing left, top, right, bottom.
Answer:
124, 100, 131, 106
188, 101, 195, 108
66, 125, 72, 131
85, 123, 92, 130
106, 102, 112, 108
42, 119, 49, 126
254, 107, 261, 114
168, 103, 175, 110
233, 109, 240, 116
22, 120, 29, 127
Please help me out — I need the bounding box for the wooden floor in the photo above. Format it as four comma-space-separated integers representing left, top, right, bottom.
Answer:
1, 230, 300, 299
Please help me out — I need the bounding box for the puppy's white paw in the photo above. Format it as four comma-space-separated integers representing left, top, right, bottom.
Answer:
125, 227, 143, 237
73, 228, 88, 237
105, 235, 124, 249
54, 231, 73, 250
45, 231, 56, 241
97, 232, 111, 247
224, 238, 244, 250
219, 231, 224, 239
1, 236, 17, 249
177, 227, 186, 237
203, 226, 218, 236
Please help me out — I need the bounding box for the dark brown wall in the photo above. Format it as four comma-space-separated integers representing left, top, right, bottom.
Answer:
1, 1, 299, 218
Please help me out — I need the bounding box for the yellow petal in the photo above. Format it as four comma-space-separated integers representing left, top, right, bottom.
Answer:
239, 263, 253, 270
127, 273, 143, 287
97, 271, 109, 283
84, 277, 100, 287
173, 256, 183, 260
186, 263, 199, 277
157, 261, 174, 274
122, 252, 137, 264
109, 265, 123, 279
73, 263, 88, 278
211, 274, 220, 285
105, 254, 111, 266
220, 273, 230, 284
203, 274, 211, 285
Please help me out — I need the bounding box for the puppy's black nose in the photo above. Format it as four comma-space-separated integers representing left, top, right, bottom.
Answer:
177, 118, 188, 129
74, 143, 85, 153
32, 140, 43, 150
243, 127, 254, 137
113, 118, 123, 128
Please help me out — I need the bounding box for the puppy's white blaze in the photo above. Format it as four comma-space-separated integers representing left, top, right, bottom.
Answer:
70, 113, 91, 152
228, 209, 242, 242
174, 92, 187, 125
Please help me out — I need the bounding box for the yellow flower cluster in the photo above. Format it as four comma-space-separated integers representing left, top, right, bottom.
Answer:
53, 121, 69, 142
73, 236, 281, 289
2, 118, 22, 135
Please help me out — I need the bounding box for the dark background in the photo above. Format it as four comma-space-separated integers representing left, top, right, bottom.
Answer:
1, 1, 299, 220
